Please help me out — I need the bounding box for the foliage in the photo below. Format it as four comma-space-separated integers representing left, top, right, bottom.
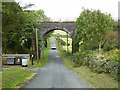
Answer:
104, 49, 119, 62
76, 9, 115, 53
72, 50, 93, 67
2, 2, 50, 54
85, 39, 99, 50
74, 9, 119, 79
57, 41, 118, 88
56, 38, 66, 46
103, 31, 118, 51
44, 31, 53, 47
2, 2, 23, 53
72, 50, 119, 80
85, 31, 118, 51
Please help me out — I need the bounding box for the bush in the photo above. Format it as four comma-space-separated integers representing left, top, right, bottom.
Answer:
72, 50, 119, 80
72, 50, 92, 67
103, 31, 118, 51
104, 49, 119, 62
72, 52, 82, 67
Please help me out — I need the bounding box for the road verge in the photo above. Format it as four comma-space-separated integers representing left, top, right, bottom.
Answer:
55, 38, 118, 88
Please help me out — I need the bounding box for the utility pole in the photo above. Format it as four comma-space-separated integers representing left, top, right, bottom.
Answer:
66, 33, 68, 52
31, 29, 35, 65
36, 29, 39, 60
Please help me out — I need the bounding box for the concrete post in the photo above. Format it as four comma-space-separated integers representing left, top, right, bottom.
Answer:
36, 29, 39, 59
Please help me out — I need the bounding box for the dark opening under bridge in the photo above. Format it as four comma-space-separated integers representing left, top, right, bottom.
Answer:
40, 21, 79, 58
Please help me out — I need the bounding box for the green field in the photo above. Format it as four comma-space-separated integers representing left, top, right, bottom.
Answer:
53, 30, 72, 52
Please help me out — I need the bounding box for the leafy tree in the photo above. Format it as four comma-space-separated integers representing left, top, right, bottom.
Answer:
2, 2, 50, 54
103, 31, 118, 51
22, 10, 50, 54
2, 2, 23, 53
76, 9, 115, 54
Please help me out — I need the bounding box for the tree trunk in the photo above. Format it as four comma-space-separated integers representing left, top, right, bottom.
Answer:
98, 41, 102, 56
72, 37, 79, 54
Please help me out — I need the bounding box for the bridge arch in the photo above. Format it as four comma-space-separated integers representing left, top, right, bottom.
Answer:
42, 28, 72, 38
39, 21, 79, 58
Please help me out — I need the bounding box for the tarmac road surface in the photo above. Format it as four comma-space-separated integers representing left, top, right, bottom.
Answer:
22, 37, 90, 89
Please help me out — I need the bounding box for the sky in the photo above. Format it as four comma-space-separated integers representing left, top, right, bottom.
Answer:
16, 0, 119, 21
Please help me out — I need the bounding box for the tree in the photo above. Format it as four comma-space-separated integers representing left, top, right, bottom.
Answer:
76, 9, 115, 54
2, 2, 50, 54
2, 2, 23, 53
103, 31, 118, 51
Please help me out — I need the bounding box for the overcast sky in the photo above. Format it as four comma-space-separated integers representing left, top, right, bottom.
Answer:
16, 0, 119, 21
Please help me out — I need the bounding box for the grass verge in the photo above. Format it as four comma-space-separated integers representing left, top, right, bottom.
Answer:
56, 39, 118, 88
28, 47, 49, 68
2, 66, 35, 88
29, 38, 50, 68
0, 72, 2, 89
2, 38, 50, 89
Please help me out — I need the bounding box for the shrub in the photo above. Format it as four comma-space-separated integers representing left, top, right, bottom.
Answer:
103, 31, 118, 51
72, 50, 92, 67
72, 50, 119, 80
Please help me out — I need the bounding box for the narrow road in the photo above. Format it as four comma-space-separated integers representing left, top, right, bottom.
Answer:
22, 37, 90, 88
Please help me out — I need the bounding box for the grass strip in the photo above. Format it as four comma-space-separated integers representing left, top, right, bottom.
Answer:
28, 38, 50, 68
29, 47, 50, 68
0, 72, 2, 89
2, 67, 34, 88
